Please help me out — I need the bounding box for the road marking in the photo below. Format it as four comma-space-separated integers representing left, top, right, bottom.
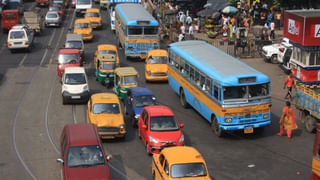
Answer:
12, 67, 38, 180
109, 163, 131, 180
48, 26, 65, 65
45, 76, 60, 154
18, 54, 28, 66
72, 105, 77, 123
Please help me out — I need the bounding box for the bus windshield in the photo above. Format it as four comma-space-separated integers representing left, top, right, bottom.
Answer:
77, 0, 91, 5
223, 83, 269, 100
128, 26, 158, 35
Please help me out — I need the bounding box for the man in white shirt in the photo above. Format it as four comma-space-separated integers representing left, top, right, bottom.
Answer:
180, 25, 185, 35
188, 25, 194, 40
178, 33, 184, 42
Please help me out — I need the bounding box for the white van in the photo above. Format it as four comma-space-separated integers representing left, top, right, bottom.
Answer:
75, 0, 92, 16
61, 67, 89, 104
7, 24, 34, 53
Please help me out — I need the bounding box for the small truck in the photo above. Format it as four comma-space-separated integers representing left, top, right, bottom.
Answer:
22, 11, 43, 34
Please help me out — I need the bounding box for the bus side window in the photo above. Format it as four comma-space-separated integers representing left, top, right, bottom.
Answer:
189, 66, 194, 81
184, 63, 189, 75
214, 85, 219, 100
180, 58, 185, 73
205, 78, 212, 94
200, 74, 205, 90
195, 70, 200, 86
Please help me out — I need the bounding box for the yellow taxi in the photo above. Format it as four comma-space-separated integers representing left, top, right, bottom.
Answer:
73, 18, 93, 41
152, 146, 211, 180
84, 8, 102, 29
86, 93, 126, 139
145, 49, 168, 82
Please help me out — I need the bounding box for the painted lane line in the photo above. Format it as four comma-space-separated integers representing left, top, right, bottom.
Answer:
109, 163, 131, 180
18, 54, 28, 67
48, 26, 65, 65
45, 76, 60, 154
12, 68, 38, 180
72, 105, 77, 124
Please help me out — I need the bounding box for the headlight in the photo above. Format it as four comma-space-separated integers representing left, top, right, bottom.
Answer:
149, 136, 159, 143
147, 71, 151, 75
178, 134, 184, 143
120, 124, 125, 129
224, 118, 233, 123
263, 113, 269, 119
83, 85, 88, 91
134, 114, 140, 119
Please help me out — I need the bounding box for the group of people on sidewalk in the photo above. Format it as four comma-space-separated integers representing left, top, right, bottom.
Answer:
177, 10, 194, 42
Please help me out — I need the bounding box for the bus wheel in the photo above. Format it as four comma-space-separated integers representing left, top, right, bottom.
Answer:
305, 114, 316, 133
211, 116, 223, 137
179, 89, 189, 108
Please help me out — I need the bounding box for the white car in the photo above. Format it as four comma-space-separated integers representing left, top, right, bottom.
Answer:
7, 24, 34, 53
261, 38, 290, 64
61, 67, 89, 104
45, 11, 62, 27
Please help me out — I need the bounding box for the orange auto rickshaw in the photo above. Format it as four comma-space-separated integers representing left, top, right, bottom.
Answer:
1, 9, 19, 32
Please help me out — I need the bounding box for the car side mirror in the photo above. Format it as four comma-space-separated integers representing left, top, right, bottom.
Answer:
179, 123, 184, 128
142, 124, 147, 129
56, 158, 64, 164
106, 154, 112, 161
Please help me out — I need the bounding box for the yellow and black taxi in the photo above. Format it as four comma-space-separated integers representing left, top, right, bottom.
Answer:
84, 8, 102, 29
145, 49, 168, 82
86, 93, 126, 139
152, 146, 212, 180
73, 18, 93, 41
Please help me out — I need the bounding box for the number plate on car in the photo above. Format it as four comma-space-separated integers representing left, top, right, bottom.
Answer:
71, 96, 80, 99
244, 128, 253, 134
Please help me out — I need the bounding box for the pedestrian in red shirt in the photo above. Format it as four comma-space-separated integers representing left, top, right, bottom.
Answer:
284, 73, 294, 100
278, 101, 297, 138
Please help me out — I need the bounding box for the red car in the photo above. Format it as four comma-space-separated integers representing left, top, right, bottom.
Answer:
49, 4, 64, 18
138, 105, 184, 155
56, 48, 82, 77
1, 9, 19, 32
56, 123, 112, 180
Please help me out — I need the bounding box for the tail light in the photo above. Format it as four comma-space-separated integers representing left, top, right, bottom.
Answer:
8, 43, 12, 47
25, 41, 29, 45
83, 85, 88, 89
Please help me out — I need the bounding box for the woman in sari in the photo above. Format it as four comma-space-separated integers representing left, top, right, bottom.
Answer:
278, 101, 297, 138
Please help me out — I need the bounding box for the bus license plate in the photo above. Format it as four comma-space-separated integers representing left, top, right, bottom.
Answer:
244, 128, 253, 134
71, 96, 80, 99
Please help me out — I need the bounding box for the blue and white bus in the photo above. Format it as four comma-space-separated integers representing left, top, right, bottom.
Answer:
114, 3, 160, 59
107, 0, 141, 31
168, 40, 272, 136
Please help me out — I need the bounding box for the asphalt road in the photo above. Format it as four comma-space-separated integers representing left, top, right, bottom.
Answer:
0, 2, 314, 180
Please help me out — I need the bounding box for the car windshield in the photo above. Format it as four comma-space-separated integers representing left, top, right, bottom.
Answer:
150, 116, 178, 131
75, 23, 90, 29
58, 54, 79, 64
100, 61, 115, 70
49, 7, 59, 11
65, 41, 82, 49
148, 56, 168, 64
10, 31, 25, 39
47, 13, 58, 18
98, 50, 116, 56
248, 83, 269, 98
4, 13, 16, 19
67, 145, 105, 168
121, 76, 137, 85
93, 103, 120, 114
64, 73, 86, 85
86, 12, 99, 17
134, 95, 157, 107
77, 0, 90, 5
171, 163, 207, 178
223, 86, 246, 100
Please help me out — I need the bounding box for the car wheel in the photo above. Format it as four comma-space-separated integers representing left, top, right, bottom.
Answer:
62, 96, 67, 105
305, 114, 316, 133
211, 116, 223, 137
179, 89, 189, 108
271, 54, 278, 64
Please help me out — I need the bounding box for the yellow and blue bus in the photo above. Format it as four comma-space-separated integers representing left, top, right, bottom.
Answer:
168, 40, 272, 136
114, 3, 160, 59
